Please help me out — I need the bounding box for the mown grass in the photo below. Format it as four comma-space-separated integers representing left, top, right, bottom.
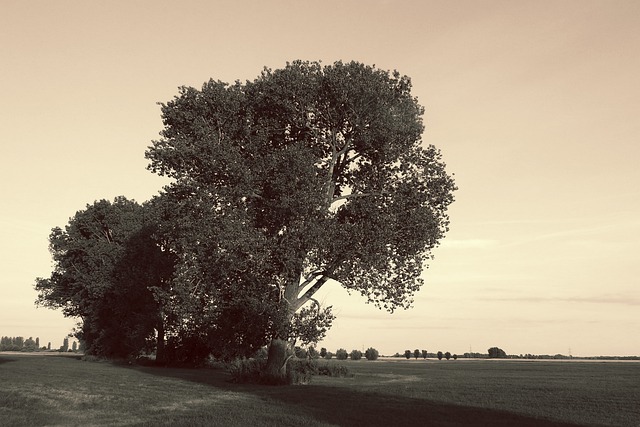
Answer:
0, 353, 638, 426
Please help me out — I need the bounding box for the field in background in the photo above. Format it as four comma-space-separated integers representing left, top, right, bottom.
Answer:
1, 353, 638, 426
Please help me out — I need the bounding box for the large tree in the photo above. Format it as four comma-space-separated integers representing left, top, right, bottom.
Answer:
146, 60, 456, 379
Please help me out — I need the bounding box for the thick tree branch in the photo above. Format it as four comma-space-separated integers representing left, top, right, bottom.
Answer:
294, 274, 331, 311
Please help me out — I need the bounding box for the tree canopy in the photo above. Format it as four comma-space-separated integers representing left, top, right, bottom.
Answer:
145, 60, 456, 377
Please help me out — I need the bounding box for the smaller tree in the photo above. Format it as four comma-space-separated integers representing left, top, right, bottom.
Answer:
61, 337, 69, 352
365, 347, 379, 360
324, 351, 333, 360
488, 347, 507, 359
413, 349, 420, 359
350, 349, 363, 360
72, 341, 78, 352
336, 348, 348, 360
24, 337, 37, 351
320, 347, 327, 358
445, 351, 451, 360
437, 351, 443, 360
35, 337, 40, 349
404, 350, 411, 359
453, 354, 458, 360
421, 349, 428, 359
47, 342, 51, 350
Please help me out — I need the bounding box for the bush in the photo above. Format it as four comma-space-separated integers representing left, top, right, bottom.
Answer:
229, 358, 318, 385
349, 349, 362, 360
286, 359, 317, 384
365, 347, 379, 360
229, 358, 266, 383
316, 362, 353, 377
336, 348, 348, 360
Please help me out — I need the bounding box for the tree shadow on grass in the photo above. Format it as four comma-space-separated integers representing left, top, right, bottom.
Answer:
135, 365, 583, 427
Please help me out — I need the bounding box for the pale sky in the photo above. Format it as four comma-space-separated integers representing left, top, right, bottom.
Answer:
1, 0, 638, 356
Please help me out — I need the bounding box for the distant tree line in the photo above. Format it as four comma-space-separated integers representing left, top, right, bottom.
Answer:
289, 346, 380, 361
0, 336, 79, 352
0, 336, 39, 352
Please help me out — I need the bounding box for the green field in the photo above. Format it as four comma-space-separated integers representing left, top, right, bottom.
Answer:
1, 353, 638, 426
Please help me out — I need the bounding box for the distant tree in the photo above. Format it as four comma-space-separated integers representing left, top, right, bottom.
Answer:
445, 351, 451, 360
35, 337, 40, 349
324, 351, 334, 360
24, 337, 37, 351
72, 341, 78, 352
336, 348, 348, 360
62, 337, 69, 352
47, 342, 51, 350
365, 347, 379, 360
421, 349, 428, 359
488, 347, 507, 359
350, 349, 363, 360
453, 354, 458, 360
320, 347, 327, 358
437, 351, 443, 360
14, 337, 24, 350
413, 349, 420, 359
404, 350, 411, 359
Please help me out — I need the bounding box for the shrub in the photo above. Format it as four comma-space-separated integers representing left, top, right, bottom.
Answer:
350, 349, 362, 360
229, 358, 266, 383
308, 346, 319, 359
286, 359, 317, 384
336, 348, 348, 360
294, 346, 308, 359
316, 362, 353, 377
229, 358, 318, 385
365, 347, 379, 360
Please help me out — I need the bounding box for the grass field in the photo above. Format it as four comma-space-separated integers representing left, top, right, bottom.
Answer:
1, 353, 638, 426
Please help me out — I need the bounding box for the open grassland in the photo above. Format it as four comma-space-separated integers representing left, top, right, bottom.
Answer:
1, 354, 638, 426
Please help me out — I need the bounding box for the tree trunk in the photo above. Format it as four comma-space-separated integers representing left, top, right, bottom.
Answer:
264, 338, 290, 383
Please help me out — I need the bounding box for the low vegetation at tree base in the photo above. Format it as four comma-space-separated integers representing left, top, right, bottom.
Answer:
3, 354, 638, 427
229, 356, 353, 385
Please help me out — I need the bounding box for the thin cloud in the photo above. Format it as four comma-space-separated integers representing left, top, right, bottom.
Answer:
440, 239, 498, 249
477, 294, 640, 307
